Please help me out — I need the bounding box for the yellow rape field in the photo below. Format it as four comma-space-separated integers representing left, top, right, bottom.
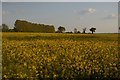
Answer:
2, 32, 119, 79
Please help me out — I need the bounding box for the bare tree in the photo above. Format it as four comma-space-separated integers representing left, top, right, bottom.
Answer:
82, 28, 86, 33
74, 28, 77, 33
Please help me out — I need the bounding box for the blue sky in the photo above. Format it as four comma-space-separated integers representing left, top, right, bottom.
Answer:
2, 2, 118, 33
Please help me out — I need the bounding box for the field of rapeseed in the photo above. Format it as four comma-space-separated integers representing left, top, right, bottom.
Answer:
2, 32, 119, 79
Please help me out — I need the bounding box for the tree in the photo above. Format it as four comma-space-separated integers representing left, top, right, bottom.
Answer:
58, 26, 66, 33
2, 24, 9, 32
90, 27, 96, 34
0, 25, 2, 32
14, 20, 55, 33
74, 28, 77, 33
77, 31, 81, 33
82, 28, 86, 33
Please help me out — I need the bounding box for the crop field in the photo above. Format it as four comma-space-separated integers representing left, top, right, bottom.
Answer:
2, 32, 119, 79
0, 33, 2, 79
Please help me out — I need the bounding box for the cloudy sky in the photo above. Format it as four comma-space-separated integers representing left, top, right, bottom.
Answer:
2, 2, 118, 33
1, 0, 119, 2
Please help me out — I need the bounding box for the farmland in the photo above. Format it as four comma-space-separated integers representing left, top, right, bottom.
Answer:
2, 32, 119, 79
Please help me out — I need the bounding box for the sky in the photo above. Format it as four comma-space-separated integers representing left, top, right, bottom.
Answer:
0, 2, 1, 26
2, 2, 119, 33
1, 0, 120, 2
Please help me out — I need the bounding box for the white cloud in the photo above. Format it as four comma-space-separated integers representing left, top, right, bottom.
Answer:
82, 8, 96, 14
75, 8, 96, 15
105, 14, 117, 19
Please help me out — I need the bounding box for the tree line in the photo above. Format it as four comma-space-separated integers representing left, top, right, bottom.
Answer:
2, 20, 55, 33
56, 27, 96, 34
1, 20, 96, 34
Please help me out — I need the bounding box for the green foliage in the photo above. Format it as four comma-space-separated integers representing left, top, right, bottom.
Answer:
57, 26, 66, 33
14, 20, 55, 33
2, 24, 9, 32
2, 33, 119, 79
77, 31, 81, 33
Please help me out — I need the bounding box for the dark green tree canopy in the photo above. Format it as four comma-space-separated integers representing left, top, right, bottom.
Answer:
2, 24, 9, 32
14, 20, 55, 33
90, 27, 96, 34
58, 26, 66, 33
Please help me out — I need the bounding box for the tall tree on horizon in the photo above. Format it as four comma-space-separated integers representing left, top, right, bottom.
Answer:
74, 28, 77, 33
57, 26, 66, 33
82, 28, 86, 33
2, 24, 9, 32
90, 27, 96, 34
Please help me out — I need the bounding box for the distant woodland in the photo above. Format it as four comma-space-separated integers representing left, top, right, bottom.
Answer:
2, 20, 55, 33
1, 20, 96, 34
14, 20, 55, 33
